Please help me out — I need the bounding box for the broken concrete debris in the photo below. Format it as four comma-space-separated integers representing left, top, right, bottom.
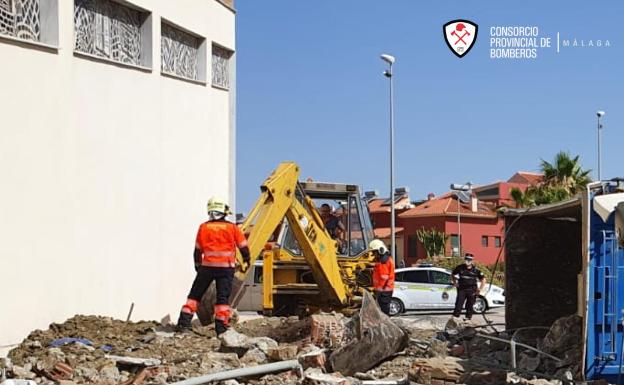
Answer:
328, 292, 407, 376
3, 312, 587, 385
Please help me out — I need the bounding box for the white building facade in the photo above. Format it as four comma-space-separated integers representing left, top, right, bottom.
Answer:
0, 0, 236, 350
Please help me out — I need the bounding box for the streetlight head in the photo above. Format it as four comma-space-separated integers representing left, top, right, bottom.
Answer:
380, 54, 395, 64
597, 110, 605, 118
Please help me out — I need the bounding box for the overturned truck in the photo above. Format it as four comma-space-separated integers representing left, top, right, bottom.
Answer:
504, 179, 624, 383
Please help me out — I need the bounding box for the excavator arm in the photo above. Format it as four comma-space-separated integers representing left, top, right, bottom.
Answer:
283, 186, 348, 304
197, 162, 348, 324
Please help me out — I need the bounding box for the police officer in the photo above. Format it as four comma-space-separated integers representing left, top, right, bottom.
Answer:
451, 253, 486, 320
177, 197, 251, 334
370, 239, 395, 315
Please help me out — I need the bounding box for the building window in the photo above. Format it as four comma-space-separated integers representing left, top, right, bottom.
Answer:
161, 21, 206, 82
1, 0, 39, 41
481, 236, 489, 247
0, 0, 58, 45
408, 234, 418, 259
494, 236, 501, 248
74, 0, 152, 67
450, 234, 461, 256
212, 43, 232, 89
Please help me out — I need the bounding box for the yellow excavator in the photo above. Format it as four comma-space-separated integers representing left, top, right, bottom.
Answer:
197, 162, 378, 323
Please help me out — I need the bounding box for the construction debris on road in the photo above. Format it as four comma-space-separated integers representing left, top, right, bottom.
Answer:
1, 301, 594, 385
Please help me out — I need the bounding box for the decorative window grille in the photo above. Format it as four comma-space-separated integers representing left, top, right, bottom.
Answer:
0, 0, 41, 42
74, 0, 142, 66
161, 22, 199, 80
212, 44, 232, 89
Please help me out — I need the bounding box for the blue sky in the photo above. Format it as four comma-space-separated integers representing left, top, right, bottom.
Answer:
235, 1, 623, 213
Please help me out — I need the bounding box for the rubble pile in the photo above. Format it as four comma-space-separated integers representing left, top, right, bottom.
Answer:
1, 311, 589, 385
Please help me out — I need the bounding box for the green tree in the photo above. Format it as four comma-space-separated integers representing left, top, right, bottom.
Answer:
512, 151, 591, 208
416, 228, 448, 258
540, 151, 591, 194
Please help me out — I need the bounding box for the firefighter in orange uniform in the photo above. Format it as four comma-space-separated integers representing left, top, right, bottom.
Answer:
177, 197, 251, 335
370, 239, 395, 315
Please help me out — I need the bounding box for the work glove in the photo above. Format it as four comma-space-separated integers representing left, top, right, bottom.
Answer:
240, 256, 251, 273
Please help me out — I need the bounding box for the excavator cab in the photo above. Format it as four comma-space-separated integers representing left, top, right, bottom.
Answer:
260, 181, 377, 316
280, 181, 375, 259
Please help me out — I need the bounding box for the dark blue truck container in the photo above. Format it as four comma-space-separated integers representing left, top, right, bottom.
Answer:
505, 180, 624, 383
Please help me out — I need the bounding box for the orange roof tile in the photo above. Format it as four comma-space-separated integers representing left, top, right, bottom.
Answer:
398, 195, 497, 219
374, 227, 404, 238
508, 171, 544, 185
367, 196, 411, 213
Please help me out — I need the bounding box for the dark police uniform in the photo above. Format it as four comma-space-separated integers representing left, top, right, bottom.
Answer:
451, 264, 485, 319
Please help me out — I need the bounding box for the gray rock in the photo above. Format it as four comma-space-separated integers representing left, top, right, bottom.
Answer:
241, 348, 267, 365
249, 336, 278, 354
426, 339, 448, 358
47, 348, 65, 360
200, 352, 241, 373
99, 366, 121, 382
75, 366, 98, 381
268, 345, 298, 361
220, 329, 249, 347
11, 366, 36, 380
219, 329, 250, 356
74, 366, 99, 382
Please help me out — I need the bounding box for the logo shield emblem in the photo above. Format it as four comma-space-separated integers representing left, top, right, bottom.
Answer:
443, 19, 478, 58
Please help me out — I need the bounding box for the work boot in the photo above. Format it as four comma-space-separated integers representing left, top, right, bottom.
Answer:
215, 320, 229, 336
176, 312, 193, 332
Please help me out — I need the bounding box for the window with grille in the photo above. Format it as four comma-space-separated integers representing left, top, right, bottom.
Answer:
212, 44, 232, 89
161, 21, 206, 82
0, 0, 57, 45
74, 0, 151, 67
0, 0, 39, 41
482, 236, 489, 247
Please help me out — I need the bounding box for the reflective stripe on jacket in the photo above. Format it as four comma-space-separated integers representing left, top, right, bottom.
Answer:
196, 220, 247, 268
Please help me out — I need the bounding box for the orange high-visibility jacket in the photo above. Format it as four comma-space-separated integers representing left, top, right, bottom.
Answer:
373, 257, 395, 291
196, 220, 247, 268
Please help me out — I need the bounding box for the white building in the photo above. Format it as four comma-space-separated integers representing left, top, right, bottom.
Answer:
0, 0, 236, 351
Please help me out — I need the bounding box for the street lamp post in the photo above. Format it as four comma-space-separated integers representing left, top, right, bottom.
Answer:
450, 183, 472, 256
597, 110, 605, 181
381, 53, 396, 265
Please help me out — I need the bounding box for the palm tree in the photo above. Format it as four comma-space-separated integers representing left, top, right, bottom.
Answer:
511, 151, 591, 208
540, 151, 592, 195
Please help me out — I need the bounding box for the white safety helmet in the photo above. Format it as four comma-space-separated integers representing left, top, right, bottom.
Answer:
369, 239, 389, 255
207, 196, 231, 216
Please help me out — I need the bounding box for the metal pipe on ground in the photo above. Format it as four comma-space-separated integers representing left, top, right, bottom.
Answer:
167, 360, 301, 385
475, 333, 562, 367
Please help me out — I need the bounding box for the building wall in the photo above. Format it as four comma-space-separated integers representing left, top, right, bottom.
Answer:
444, 216, 505, 265
370, 210, 390, 228
400, 216, 446, 264
0, 0, 235, 348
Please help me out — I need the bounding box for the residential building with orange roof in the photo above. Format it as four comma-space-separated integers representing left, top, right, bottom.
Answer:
398, 193, 504, 265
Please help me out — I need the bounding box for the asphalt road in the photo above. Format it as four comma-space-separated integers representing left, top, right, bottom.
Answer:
397, 307, 506, 329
